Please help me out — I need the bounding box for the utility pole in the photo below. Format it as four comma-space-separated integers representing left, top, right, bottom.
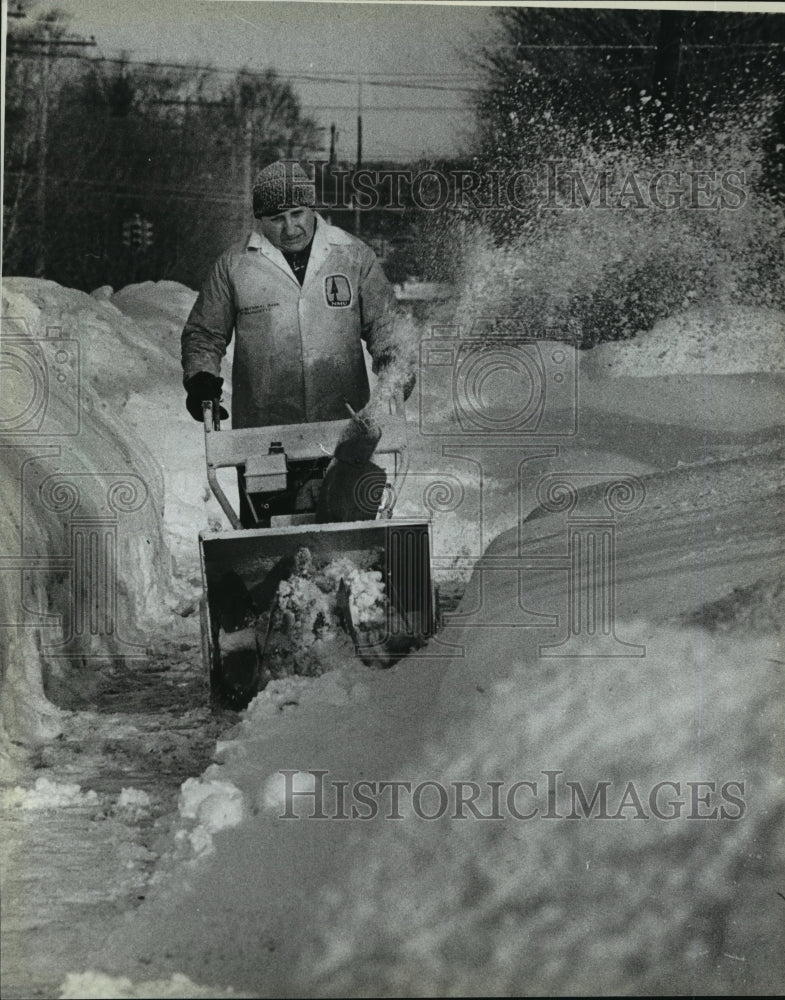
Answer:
354, 77, 363, 238
34, 21, 51, 277
324, 123, 338, 224
243, 111, 254, 225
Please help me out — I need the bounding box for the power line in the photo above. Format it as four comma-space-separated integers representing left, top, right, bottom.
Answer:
364, 78, 479, 94
300, 104, 471, 112
3, 171, 246, 204
8, 45, 778, 85
272, 69, 480, 79
5, 46, 486, 90
143, 98, 467, 113
489, 42, 785, 49
56, 44, 480, 79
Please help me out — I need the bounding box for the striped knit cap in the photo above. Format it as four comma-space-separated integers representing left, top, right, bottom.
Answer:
252, 161, 315, 217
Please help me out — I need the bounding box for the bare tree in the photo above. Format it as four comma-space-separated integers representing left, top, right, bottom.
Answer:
3, 40, 324, 289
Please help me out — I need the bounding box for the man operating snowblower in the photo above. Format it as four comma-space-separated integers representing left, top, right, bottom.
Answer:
181, 160, 415, 528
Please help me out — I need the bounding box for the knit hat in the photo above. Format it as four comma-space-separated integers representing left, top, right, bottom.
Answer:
252, 161, 316, 218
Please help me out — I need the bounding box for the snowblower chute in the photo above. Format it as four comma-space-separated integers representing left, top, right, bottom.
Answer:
198, 402, 434, 710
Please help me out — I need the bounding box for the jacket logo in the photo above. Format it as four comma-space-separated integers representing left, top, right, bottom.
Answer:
324, 274, 352, 308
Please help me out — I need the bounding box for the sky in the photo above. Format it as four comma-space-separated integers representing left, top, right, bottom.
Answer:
31, 0, 500, 161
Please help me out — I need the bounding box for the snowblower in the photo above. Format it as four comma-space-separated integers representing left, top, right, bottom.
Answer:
198, 400, 435, 710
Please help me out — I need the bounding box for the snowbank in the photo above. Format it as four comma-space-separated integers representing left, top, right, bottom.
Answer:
304, 625, 784, 997
296, 444, 778, 995
0, 276, 240, 746
106, 280, 237, 586
586, 304, 785, 376
3, 278, 183, 406
1, 279, 177, 744
109, 281, 198, 332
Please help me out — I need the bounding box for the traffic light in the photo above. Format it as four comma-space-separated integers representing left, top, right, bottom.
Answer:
122, 213, 141, 248
121, 214, 153, 250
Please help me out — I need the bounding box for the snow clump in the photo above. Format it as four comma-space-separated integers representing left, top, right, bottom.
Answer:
112, 787, 153, 822
253, 547, 390, 688
175, 774, 245, 857
322, 556, 386, 625
2, 777, 99, 810
59, 969, 251, 998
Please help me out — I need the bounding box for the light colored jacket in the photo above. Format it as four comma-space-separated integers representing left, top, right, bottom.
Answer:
181, 215, 397, 428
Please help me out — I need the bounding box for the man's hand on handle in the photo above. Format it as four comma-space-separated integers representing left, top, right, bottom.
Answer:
317, 399, 386, 522
333, 402, 383, 465
185, 372, 229, 422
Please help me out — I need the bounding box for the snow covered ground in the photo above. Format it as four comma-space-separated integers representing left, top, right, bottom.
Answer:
1, 276, 783, 997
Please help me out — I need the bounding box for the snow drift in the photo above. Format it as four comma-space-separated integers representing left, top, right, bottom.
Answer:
304, 625, 784, 998
586, 304, 785, 376
0, 278, 210, 747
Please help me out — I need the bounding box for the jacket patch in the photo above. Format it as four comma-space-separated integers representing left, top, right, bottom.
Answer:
324, 274, 352, 308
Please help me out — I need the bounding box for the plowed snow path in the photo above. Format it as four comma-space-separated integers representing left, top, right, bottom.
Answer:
0, 632, 233, 1000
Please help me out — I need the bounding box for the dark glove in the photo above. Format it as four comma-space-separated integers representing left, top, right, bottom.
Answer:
334, 406, 382, 465
185, 372, 228, 422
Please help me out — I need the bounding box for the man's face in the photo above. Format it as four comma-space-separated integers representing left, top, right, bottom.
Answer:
259, 206, 315, 252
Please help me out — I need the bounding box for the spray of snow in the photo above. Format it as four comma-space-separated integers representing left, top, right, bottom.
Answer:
449, 102, 785, 346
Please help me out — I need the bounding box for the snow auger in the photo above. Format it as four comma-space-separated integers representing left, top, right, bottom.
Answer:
198, 400, 435, 710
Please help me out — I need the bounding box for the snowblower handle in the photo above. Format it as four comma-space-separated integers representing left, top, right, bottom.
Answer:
201, 399, 221, 431
203, 408, 409, 529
